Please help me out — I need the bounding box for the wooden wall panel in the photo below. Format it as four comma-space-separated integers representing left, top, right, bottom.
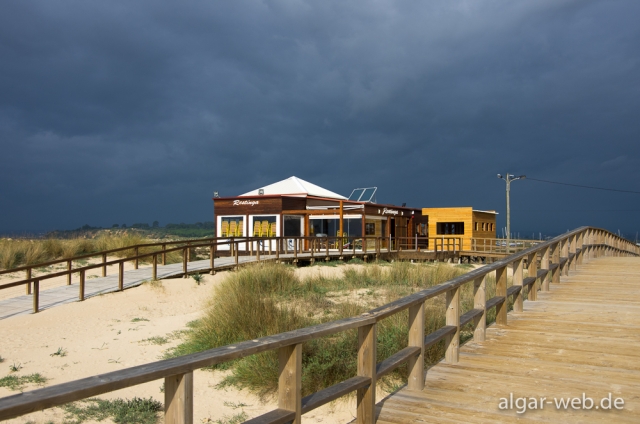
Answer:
214, 197, 283, 215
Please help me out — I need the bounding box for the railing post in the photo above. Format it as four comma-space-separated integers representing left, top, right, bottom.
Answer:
118, 261, 124, 291
513, 258, 524, 313
235, 242, 239, 270
473, 276, 486, 342
67, 260, 72, 285
79, 269, 85, 301
541, 246, 550, 291
26, 268, 32, 295
102, 253, 107, 277
162, 244, 167, 265
278, 344, 302, 424
152, 254, 157, 281
357, 323, 377, 424
445, 286, 460, 363
528, 252, 537, 301
32, 280, 39, 313
257, 240, 261, 262
182, 247, 188, 278
569, 235, 577, 272
209, 243, 215, 275
407, 302, 425, 390
561, 238, 569, 276
276, 238, 280, 262
552, 242, 560, 285
165, 372, 193, 424
187, 242, 191, 262
495, 266, 507, 325
134, 247, 139, 270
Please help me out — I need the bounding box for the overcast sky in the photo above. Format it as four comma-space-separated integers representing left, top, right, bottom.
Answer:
1, 0, 639, 238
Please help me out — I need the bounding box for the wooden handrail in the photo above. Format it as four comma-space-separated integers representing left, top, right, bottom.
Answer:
0, 227, 638, 423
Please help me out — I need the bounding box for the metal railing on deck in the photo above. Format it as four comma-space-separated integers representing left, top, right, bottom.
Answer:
0, 228, 638, 423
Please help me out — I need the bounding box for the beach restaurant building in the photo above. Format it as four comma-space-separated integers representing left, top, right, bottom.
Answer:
213, 176, 426, 248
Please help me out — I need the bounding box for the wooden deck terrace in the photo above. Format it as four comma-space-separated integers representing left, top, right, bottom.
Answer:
0, 227, 638, 424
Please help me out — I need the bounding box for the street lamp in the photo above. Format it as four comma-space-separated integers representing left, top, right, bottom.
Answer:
497, 173, 526, 252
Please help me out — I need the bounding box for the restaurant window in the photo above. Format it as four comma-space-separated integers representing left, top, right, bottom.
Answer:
365, 223, 376, 235
474, 222, 478, 231
221, 216, 243, 237
252, 216, 277, 237
482, 222, 486, 231
436, 222, 464, 235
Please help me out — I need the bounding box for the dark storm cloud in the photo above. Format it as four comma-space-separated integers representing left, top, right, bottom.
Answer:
1, 0, 639, 236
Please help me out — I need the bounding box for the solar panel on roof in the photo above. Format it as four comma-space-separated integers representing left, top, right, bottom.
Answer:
348, 187, 377, 203
348, 188, 365, 201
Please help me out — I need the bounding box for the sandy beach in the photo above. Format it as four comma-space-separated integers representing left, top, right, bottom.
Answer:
0, 265, 365, 424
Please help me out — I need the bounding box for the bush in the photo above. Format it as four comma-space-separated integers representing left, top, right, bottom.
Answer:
167, 261, 475, 397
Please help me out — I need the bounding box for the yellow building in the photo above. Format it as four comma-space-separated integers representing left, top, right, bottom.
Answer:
421, 207, 498, 250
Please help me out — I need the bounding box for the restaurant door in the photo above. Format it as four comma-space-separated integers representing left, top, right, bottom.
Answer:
283, 215, 303, 251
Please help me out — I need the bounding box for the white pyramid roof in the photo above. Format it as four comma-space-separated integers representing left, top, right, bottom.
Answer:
240, 176, 347, 200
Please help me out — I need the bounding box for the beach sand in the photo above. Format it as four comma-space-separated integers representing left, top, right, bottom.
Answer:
0, 265, 364, 424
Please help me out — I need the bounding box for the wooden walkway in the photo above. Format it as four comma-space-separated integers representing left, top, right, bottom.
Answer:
0, 254, 278, 320
376, 256, 640, 423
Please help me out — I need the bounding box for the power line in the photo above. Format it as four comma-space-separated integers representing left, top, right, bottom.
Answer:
526, 177, 640, 194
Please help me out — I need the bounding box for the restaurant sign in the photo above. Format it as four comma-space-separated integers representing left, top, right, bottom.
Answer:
233, 200, 259, 206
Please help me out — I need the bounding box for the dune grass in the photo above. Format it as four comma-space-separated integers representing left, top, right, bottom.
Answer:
166, 261, 501, 398
0, 234, 183, 271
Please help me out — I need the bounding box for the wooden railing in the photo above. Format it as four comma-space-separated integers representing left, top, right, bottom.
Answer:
0, 235, 468, 314
0, 227, 637, 423
469, 237, 541, 254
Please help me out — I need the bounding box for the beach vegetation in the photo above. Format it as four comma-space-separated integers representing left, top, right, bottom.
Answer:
62, 397, 163, 424
166, 261, 500, 398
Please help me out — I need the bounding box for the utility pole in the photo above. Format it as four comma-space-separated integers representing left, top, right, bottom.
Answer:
497, 173, 526, 253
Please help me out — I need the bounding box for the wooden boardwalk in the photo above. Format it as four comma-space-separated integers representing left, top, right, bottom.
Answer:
376, 256, 640, 423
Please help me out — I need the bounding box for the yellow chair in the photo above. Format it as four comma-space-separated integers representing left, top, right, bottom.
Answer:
269, 223, 276, 237
236, 221, 243, 236
261, 221, 270, 238
221, 221, 229, 237
229, 221, 237, 238
253, 222, 261, 237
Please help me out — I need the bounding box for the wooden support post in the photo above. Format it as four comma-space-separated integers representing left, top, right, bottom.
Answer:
495, 266, 507, 325
552, 242, 560, 285
32, 280, 39, 313
562, 238, 569, 276
79, 269, 85, 301
164, 372, 193, 424
276, 238, 280, 262
209, 243, 215, 274
187, 243, 191, 262
256, 240, 261, 262
541, 246, 550, 291
235, 243, 239, 270
67, 260, 72, 285
569, 235, 577, 272
407, 302, 425, 391
513, 258, 524, 312
26, 268, 32, 295
473, 276, 486, 342
118, 262, 124, 291
528, 252, 537, 301
357, 323, 377, 424
152, 254, 157, 281
445, 286, 460, 363
278, 344, 302, 424
182, 247, 188, 278
134, 247, 139, 270
102, 253, 107, 277
162, 244, 167, 265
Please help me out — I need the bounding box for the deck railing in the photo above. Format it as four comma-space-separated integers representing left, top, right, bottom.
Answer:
0, 227, 638, 423
0, 235, 465, 313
